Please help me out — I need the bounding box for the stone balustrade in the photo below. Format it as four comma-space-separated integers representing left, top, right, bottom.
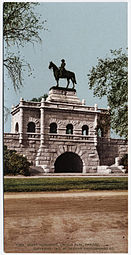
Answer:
26, 133, 41, 139
47, 133, 94, 142
4, 132, 95, 142
4, 133, 19, 139
97, 137, 128, 144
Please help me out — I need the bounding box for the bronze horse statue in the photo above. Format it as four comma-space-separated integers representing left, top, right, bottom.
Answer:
49, 61, 77, 89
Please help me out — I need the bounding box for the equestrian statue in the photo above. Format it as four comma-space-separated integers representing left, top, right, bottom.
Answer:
49, 59, 77, 89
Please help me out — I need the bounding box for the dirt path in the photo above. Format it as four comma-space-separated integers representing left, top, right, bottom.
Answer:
4, 190, 127, 199
4, 191, 128, 253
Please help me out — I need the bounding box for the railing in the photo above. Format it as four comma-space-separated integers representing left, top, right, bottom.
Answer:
4, 133, 19, 139
97, 137, 128, 144
23, 101, 41, 107
27, 133, 95, 142
26, 133, 41, 139
45, 101, 96, 111
4, 132, 41, 140
47, 133, 95, 142
4, 132, 96, 143
11, 99, 110, 114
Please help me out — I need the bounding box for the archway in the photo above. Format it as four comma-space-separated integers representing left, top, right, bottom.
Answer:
66, 124, 73, 134
15, 122, 19, 133
54, 152, 83, 173
27, 122, 35, 133
97, 127, 104, 137
82, 125, 89, 135
50, 122, 57, 133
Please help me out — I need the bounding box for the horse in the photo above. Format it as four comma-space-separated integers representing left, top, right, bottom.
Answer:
49, 61, 77, 89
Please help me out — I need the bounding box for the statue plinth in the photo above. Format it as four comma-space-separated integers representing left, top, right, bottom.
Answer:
46, 86, 82, 105
49, 86, 76, 92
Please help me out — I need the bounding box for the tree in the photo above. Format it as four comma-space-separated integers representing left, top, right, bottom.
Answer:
31, 94, 48, 102
3, 2, 47, 90
4, 145, 30, 176
88, 49, 128, 139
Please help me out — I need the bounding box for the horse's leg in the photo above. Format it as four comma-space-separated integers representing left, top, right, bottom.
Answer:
70, 77, 73, 89
56, 79, 59, 87
67, 78, 69, 88
55, 72, 59, 87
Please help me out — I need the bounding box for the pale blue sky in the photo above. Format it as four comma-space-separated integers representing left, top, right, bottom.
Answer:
4, 2, 127, 135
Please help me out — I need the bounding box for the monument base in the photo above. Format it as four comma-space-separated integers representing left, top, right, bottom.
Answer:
49, 86, 76, 92
47, 86, 82, 105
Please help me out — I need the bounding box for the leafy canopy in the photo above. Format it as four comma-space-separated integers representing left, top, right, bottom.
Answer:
4, 2, 47, 90
88, 49, 128, 139
31, 94, 48, 102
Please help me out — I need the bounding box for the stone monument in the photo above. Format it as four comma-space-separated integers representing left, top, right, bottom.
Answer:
4, 61, 128, 174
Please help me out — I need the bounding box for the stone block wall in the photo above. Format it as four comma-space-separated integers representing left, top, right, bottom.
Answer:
4, 134, 40, 166
4, 133, 128, 172
4, 88, 127, 173
36, 139, 100, 173
23, 108, 40, 134
44, 108, 96, 137
11, 111, 20, 133
97, 138, 128, 166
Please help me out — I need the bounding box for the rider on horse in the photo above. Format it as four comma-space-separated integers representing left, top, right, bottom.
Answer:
49, 60, 77, 88
59, 59, 66, 76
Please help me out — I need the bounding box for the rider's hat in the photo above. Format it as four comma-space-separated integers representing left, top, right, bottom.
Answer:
61, 59, 65, 62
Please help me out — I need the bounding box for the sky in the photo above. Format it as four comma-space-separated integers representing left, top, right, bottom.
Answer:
4, 2, 127, 135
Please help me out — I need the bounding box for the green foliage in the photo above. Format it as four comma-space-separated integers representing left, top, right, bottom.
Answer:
31, 94, 48, 102
88, 49, 128, 138
3, 2, 46, 46
3, 2, 47, 90
4, 177, 128, 192
4, 146, 30, 176
120, 154, 128, 173
3, 53, 27, 91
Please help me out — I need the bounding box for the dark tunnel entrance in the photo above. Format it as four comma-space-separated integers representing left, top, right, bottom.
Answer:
54, 152, 83, 173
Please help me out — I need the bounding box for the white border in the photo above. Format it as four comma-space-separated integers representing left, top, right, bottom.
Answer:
1, 1, 130, 255
0, 1, 3, 255
128, 1, 131, 255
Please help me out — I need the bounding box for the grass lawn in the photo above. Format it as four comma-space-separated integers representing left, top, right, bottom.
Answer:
4, 177, 128, 192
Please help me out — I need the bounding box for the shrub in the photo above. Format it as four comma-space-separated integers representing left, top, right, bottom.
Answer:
4, 146, 30, 176
120, 154, 128, 173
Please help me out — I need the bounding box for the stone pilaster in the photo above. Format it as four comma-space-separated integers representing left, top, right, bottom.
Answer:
94, 104, 98, 146
19, 98, 24, 144
35, 97, 50, 172
11, 105, 15, 133
40, 98, 45, 145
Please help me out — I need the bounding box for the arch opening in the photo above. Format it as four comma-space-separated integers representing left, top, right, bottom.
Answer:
82, 125, 89, 135
15, 122, 19, 133
50, 122, 57, 133
54, 152, 83, 173
27, 122, 35, 133
66, 124, 73, 134
97, 127, 104, 137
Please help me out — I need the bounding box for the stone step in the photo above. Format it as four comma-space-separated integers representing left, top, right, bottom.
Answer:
97, 165, 126, 174
29, 167, 127, 176
29, 166, 44, 176
109, 166, 126, 173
